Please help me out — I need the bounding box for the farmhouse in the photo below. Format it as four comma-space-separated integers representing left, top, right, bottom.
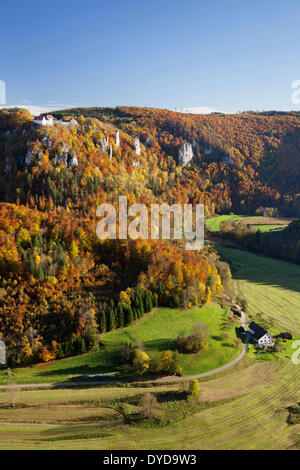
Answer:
248, 321, 274, 348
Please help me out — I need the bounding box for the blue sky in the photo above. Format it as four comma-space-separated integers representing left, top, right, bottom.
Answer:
1, 0, 300, 113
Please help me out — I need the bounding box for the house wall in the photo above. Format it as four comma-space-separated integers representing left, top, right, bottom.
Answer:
258, 333, 273, 348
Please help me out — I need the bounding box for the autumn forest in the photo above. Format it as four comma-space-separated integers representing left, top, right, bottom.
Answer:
1, 106, 300, 365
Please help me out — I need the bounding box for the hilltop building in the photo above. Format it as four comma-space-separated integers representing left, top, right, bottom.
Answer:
33, 115, 54, 126
33, 115, 78, 127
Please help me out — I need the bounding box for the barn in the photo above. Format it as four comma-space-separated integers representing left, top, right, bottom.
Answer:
248, 322, 274, 348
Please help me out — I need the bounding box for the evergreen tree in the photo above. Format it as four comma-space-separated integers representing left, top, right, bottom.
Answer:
36, 264, 45, 282
153, 292, 159, 307
117, 303, 125, 328
99, 310, 107, 333
84, 319, 99, 351
108, 306, 116, 331
125, 306, 134, 326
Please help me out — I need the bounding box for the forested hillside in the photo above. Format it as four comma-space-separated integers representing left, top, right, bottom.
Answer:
54, 106, 300, 216
0, 108, 226, 365
1, 106, 300, 365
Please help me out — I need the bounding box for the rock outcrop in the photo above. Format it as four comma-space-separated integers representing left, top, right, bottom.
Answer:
100, 137, 109, 151
222, 153, 233, 165
134, 137, 141, 156
178, 142, 193, 166
69, 152, 79, 168
25, 149, 34, 166
146, 137, 153, 147
4, 157, 12, 173
115, 129, 120, 148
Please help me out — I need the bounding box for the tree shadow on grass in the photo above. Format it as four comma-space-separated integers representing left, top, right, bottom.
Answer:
215, 244, 300, 296
235, 327, 254, 345
154, 390, 188, 403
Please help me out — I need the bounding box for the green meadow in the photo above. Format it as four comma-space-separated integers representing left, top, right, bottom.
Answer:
206, 214, 246, 232
0, 304, 240, 386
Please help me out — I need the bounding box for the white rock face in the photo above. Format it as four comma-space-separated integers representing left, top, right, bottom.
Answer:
133, 161, 140, 167
25, 149, 34, 166
146, 137, 153, 147
222, 153, 233, 165
134, 137, 141, 156
115, 130, 120, 148
204, 146, 212, 155
178, 142, 193, 166
57, 154, 68, 165
100, 137, 109, 151
4, 157, 12, 173
69, 152, 79, 167
61, 143, 69, 154
109, 144, 113, 160
41, 135, 52, 148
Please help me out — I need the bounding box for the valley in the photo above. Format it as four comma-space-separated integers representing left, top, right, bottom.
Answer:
1, 244, 299, 450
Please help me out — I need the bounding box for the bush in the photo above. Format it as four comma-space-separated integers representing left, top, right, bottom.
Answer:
120, 342, 133, 364
158, 350, 182, 376
138, 393, 160, 419
132, 349, 150, 375
235, 296, 248, 312
176, 322, 210, 354
189, 379, 200, 398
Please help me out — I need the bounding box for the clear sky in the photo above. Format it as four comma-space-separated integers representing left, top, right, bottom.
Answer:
1, 0, 300, 113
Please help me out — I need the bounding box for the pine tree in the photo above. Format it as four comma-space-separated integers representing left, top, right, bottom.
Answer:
153, 292, 159, 307
84, 319, 98, 351
117, 304, 124, 328
36, 264, 45, 282
125, 306, 134, 326
108, 307, 116, 331
99, 310, 107, 333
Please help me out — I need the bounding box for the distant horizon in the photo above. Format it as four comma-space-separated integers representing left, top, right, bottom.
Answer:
1, 103, 300, 118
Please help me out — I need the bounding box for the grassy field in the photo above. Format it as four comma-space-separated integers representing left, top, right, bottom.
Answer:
0, 357, 299, 449
216, 244, 300, 335
250, 224, 284, 232
206, 215, 290, 233
0, 304, 240, 385
1, 245, 300, 449
206, 214, 246, 232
